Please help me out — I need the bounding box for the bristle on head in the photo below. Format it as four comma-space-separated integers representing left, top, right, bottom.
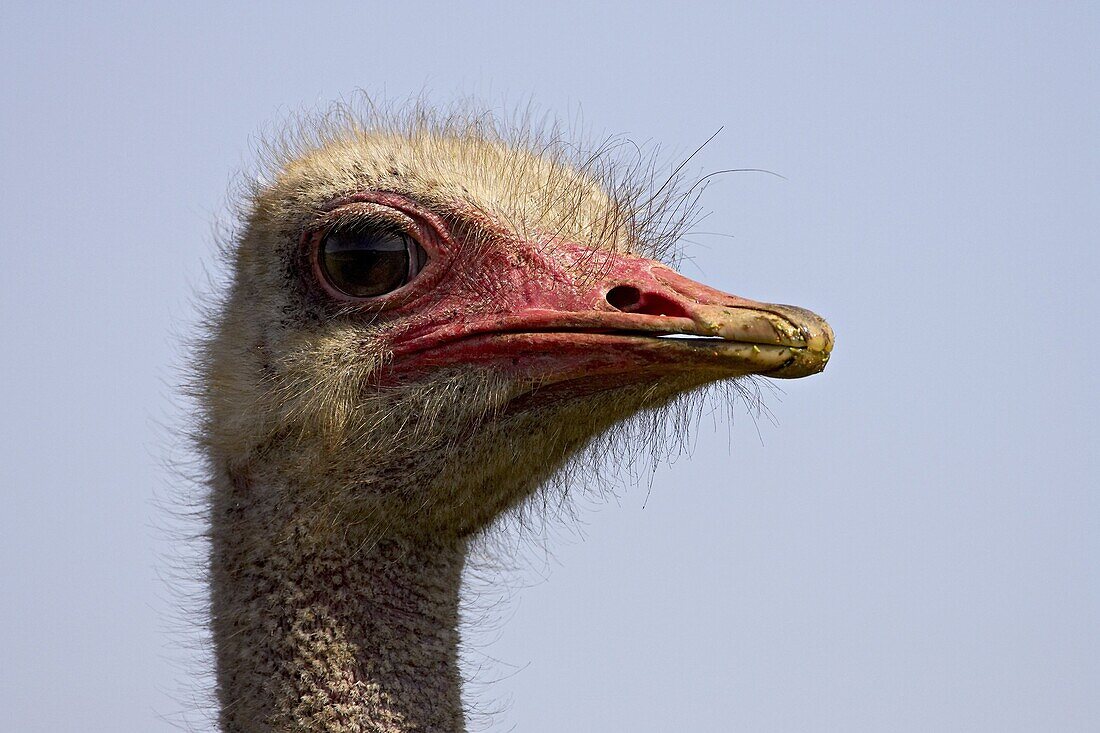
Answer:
246, 97, 702, 267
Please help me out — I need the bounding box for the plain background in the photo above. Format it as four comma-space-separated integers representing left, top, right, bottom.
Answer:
1, 2, 1097, 731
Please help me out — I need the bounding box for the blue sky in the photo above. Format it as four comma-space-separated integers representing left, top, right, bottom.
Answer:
1, 2, 1097, 730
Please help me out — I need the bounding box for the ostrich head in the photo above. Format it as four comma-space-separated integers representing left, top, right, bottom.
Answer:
198, 109, 832, 731
200, 115, 832, 546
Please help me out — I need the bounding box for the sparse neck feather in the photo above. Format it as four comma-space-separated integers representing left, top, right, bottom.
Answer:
211, 473, 468, 733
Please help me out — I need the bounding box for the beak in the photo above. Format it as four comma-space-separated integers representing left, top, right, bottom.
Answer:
617, 265, 834, 379
391, 247, 833, 384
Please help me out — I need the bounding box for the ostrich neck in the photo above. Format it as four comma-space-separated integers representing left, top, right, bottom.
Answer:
210, 474, 468, 733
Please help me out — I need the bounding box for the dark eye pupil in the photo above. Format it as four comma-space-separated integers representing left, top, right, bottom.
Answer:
320, 229, 417, 297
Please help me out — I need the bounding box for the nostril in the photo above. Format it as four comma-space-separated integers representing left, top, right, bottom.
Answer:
606, 285, 643, 311
605, 285, 693, 319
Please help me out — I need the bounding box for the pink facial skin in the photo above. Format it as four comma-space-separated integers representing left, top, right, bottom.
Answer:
307, 193, 832, 388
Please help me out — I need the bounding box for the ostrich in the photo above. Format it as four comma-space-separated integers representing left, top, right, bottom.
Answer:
197, 108, 833, 732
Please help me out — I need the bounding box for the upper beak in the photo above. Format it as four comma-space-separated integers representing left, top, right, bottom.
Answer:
391, 247, 833, 383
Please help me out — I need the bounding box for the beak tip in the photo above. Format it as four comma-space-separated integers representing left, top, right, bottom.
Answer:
765, 303, 833, 350
805, 319, 835, 356
765, 304, 834, 379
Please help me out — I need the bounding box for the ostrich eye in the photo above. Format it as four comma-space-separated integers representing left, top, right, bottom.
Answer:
319, 227, 428, 298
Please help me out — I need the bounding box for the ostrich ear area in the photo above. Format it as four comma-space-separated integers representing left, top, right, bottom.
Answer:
387, 250, 834, 387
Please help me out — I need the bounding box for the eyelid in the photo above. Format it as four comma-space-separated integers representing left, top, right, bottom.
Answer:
324, 203, 419, 237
